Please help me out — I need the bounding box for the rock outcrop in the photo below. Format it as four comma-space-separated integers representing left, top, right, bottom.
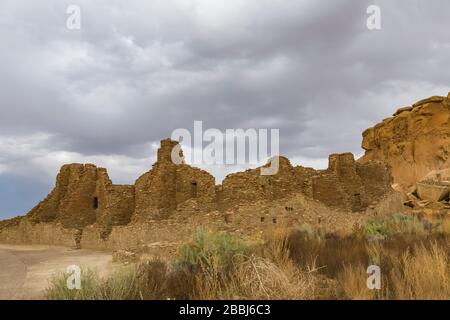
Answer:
415, 168, 450, 202
360, 93, 450, 188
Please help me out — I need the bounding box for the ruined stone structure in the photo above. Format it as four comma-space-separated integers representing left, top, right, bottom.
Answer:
311, 153, 392, 212
360, 93, 450, 188
26, 163, 135, 241
5, 92, 450, 252
0, 135, 395, 250
134, 139, 216, 220
218, 153, 391, 213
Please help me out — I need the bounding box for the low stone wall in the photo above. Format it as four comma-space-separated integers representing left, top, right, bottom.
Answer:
0, 190, 405, 252
364, 191, 405, 217
81, 221, 195, 251
0, 220, 78, 247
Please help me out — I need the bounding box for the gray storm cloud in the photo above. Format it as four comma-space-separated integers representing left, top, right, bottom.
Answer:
0, 0, 449, 218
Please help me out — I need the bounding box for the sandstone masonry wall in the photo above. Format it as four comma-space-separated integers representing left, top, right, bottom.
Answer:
219, 157, 301, 211
0, 220, 78, 247
0, 137, 395, 250
134, 139, 216, 220
311, 153, 392, 211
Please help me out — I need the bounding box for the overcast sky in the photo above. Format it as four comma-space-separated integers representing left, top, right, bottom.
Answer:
0, 0, 449, 219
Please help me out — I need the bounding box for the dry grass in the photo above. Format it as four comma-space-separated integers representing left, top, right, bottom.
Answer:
46, 215, 450, 300
390, 243, 450, 299
224, 255, 318, 299
338, 264, 379, 300
437, 218, 450, 234
195, 229, 322, 300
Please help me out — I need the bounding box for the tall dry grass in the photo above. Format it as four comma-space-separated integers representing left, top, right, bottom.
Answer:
390, 243, 450, 299
46, 215, 450, 300
194, 228, 322, 299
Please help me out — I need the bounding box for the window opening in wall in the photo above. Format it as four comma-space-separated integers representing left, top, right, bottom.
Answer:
191, 182, 198, 198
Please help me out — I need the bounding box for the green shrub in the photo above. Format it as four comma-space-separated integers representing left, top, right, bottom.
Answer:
103, 265, 140, 300
364, 219, 389, 237
295, 223, 324, 240
46, 266, 140, 300
177, 227, 253, 274
363, 214, 426, 238
45, 268, 103, 300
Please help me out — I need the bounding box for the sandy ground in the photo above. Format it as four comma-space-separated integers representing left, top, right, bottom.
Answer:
0, 244, 115, 300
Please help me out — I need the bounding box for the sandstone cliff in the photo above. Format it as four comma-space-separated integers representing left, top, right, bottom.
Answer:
360, 93, 450, 188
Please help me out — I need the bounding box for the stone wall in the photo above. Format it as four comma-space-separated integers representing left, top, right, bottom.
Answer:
79, 189, 386, 254
28, 164, 111, 228
0, 138, 395, 250
219, 157, 302, 211
293, 165, 319, 197
312, 173, 348, 209
356, 160, 393, 203
0, 220, 78, 247
175, 165, 216, 209
25, 163, 135, 235
134, 139, 216, 219
311, 153, 392, 212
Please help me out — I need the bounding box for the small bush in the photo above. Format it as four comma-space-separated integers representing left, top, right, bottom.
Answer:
177, 227, 253, 274
295, 223, 323, 240
45, 268, 103, 300
363, 214, 426, 238
103, 265, 140, 300
46, 266, 141, 300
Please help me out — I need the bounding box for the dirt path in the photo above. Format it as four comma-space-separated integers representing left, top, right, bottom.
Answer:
0, 245, 115, 300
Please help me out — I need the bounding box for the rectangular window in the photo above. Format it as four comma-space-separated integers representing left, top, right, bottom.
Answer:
191, 182, 198, 198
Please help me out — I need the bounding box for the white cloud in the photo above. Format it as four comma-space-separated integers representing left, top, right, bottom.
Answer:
0, 133, 156, 184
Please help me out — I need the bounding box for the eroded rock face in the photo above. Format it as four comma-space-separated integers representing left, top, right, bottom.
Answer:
360, 94, 450, 187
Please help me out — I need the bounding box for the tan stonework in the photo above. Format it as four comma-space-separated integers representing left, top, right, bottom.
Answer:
0, 137, 396, 250
5, 94, 449, 252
